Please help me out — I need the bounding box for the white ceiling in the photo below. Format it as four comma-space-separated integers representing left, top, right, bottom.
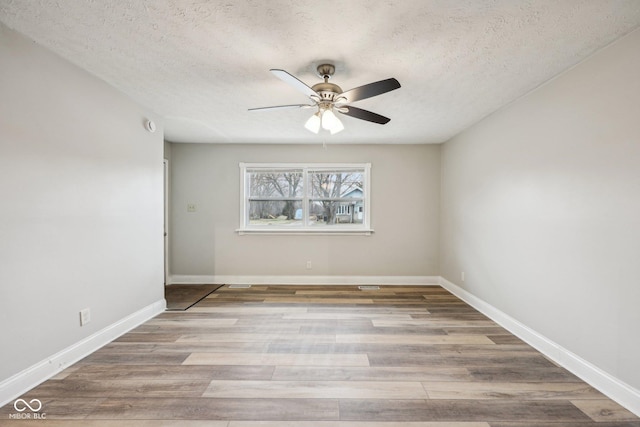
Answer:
2, 1, 640, 144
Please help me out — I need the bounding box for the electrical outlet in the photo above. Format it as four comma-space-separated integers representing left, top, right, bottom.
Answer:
80, 308, 91, 326
306, 261, 312, 270
461, 272, 465, 282
187, 203, 196, 212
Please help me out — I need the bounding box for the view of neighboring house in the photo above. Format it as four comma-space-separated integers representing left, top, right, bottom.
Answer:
334, 187, 364, 223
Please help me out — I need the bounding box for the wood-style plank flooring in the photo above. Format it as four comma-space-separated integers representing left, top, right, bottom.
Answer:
2, 285, 639, 426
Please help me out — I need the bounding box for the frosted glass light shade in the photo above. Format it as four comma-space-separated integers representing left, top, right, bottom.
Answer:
321, 109, 337, 130
321, 109, 344, 134
304, 113, 321, 134
329, 116, 344, 134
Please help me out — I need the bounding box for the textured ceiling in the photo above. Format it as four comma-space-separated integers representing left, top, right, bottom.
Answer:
1, 0, 640, 144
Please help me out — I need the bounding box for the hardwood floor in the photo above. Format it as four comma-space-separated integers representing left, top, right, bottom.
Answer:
2, 285, 639, 426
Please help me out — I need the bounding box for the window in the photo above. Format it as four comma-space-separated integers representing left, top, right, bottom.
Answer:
238, 163, 372, 234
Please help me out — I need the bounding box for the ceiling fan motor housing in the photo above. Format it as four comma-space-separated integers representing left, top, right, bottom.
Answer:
312, 63, 343, 102
312, 83, 343, 100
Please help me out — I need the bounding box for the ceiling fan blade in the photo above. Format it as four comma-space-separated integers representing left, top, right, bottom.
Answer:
248, 104, 315, 112
340, 78, 401, 103
270, 69, 318, 98
338, 105, 391, 124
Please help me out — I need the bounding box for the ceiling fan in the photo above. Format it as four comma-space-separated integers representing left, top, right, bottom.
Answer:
249, 64, 401, 134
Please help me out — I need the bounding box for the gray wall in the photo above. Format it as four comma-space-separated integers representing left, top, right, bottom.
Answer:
169, 143, 440, 279
0, 23, 164, 381
440, 29, 640, 390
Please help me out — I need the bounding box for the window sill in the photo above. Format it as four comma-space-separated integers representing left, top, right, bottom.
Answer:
236, 228, 374, 236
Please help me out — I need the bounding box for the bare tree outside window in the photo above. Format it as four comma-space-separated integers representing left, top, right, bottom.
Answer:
248, 170, 303, 225
309, 170, 364, 225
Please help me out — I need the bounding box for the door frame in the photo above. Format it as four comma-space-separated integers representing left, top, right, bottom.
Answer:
163, 159, 170, 285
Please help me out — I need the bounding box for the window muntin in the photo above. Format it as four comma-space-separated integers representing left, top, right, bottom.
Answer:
239, 163, 371, 234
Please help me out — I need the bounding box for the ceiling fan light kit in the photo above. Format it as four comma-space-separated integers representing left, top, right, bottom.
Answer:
249, 63, 400, 135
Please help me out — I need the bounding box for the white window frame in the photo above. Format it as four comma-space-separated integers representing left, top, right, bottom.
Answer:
237, 162, 372, 235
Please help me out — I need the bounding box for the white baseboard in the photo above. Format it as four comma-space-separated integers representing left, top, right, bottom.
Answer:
168, 274, 439, 286
438, 277, 640, 417
0, 299, 166, 408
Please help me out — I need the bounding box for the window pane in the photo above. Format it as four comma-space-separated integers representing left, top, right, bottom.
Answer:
248, 171, 303, 198
248, 200, 303, 226
309, 171, 364, 199
309, 200, 365, 225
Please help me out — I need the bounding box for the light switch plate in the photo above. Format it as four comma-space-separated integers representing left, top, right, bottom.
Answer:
80, 308, 91, 326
